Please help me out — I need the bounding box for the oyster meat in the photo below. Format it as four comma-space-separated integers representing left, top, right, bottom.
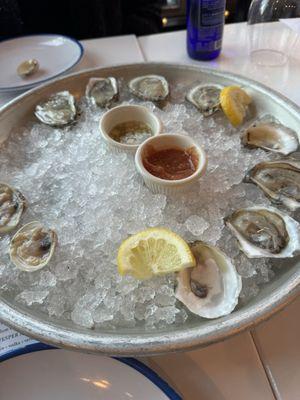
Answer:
10, 221, 57, 271
0, 183, 27, 233
186, 84, 223, 116
85, 77, 118, 107
225, 206, 300, 258
242, 120, 299, 155
17, 59, 39, 78
245, 159, 300, 211
35, 91, 76, 126
128, 75, 169, 102
175, 241, 242, 319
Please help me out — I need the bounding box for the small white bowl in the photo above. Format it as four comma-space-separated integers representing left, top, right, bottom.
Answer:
135, 134, 207, 195
99, 105, 162, 153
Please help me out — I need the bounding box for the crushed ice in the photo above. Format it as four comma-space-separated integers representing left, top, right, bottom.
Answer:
0, 82, 284, 328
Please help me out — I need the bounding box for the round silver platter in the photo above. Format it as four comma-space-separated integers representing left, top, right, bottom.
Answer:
0, 63, 299, 356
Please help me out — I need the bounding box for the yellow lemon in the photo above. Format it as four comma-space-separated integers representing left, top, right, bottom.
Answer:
220, 86, 252, 127
117, 227, 195, 280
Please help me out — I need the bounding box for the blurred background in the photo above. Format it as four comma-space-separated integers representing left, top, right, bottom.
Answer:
162, 0, 252, 30
0, 0, 252, 39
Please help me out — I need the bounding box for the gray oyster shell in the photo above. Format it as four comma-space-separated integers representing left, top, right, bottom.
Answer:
186, 84, 223, 116
242, 120, 299, 155
10, 221, 57, 272
128, 75, 169, 102
35, 91, 76, 126
0, 182, 27, 233
245, 159, 300, 211
225, 206, 300, 258
85, 77, 119, 107
175, 241, 241, 319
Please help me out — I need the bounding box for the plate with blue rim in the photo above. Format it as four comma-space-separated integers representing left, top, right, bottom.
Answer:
0, 34, 83, 93
0, 343, 181, 400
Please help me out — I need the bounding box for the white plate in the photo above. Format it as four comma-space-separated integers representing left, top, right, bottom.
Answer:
0, 347, 181, 400
0, 34, 83, 92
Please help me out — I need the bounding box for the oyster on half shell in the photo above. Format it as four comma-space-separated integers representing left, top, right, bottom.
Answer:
245, 159, 300, 211
175, 241, 242, 319
17, 59, 39, 78
225, 206, 300, 258
242, 120, 299, 155
10, 221, 57, 271
0, 183, 27, 233
35, 91, 76, 127
85, 77, 119, 107
186, 84, 223, 116
128, 75, 169, 102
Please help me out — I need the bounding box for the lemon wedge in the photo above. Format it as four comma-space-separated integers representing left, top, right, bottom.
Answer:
117, 227, 195, 280
220, 86, 252, 127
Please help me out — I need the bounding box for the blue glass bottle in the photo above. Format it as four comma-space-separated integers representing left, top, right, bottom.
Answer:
187, 0, 226, 61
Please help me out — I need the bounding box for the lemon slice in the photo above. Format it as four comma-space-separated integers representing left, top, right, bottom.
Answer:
117, 227, 195, 280
220, 86, 252, 127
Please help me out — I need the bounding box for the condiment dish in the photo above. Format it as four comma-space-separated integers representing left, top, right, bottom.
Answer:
135, 134, 207, 194
99, 104, 162, 153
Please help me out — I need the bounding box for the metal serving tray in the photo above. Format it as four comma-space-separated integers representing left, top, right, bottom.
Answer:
0, 63, 299, 356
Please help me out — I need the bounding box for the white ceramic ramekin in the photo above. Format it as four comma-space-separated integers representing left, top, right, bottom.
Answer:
99, 105, 162, 153
135, 134, 207, 195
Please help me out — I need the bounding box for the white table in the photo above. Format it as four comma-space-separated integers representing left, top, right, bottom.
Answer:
139, 21, 300, 106
1, 22, 300, 400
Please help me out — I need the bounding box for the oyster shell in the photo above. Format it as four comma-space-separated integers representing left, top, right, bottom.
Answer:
225, 206, 300, 258
186, 84, 223, 116
17, 59, 39, 78
245, 159, 300, 211
128, 75, 169, 102
85, 77, 118, 107
242, 121, 299, 155
10, 221, 57, 271
0, 183, 27, 233
175, 241, 242, 318
35, 91, 76, 126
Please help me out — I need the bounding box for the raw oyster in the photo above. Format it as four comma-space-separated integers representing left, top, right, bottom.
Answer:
128, 75, 169, 102
85, 77, 118, 107
0, 183, 27, 233
35, 91, 76, 126
175, 241, 242, 319
225, 206, 300, 258
17, 59, 39, 78
242, 120, 299, 155
10, 221, 57, 271
245, 159, 300, 211
186, 84, 223, 116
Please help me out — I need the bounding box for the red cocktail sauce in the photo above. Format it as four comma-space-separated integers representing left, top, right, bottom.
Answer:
142, 146, 199, 181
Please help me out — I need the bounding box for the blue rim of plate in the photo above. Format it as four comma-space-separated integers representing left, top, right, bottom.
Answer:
0, 342, 182, 400
0, 33, 84, 92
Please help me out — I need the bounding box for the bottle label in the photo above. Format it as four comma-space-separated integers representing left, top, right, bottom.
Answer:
187, 0, 225, 53
200, 0, 226, 27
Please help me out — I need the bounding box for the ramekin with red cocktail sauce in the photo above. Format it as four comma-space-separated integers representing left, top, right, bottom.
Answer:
135, 134, 207, 195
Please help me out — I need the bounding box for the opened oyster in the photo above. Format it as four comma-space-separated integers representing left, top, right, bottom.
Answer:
225, 206, 300, 258
128, 75, 169, 102
186, 84, 223, 116
245, 159, 300, 211
17, 59, 39, 78
242, 120, 299, 155
175, 241, 241, 318
35, 91, 76, 126
10, 221, 57, 271
0, 183, 27, 233
86, 77, 119, 107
